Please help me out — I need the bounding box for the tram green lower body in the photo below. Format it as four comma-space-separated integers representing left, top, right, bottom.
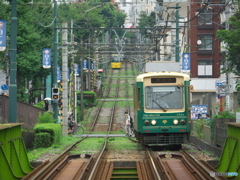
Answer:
133, 115, 191, 146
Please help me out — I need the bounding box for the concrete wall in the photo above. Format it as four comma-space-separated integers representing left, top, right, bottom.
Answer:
191, 92, 240, 116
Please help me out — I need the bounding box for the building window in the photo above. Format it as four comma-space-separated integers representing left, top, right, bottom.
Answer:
198, 61, 212, 77
198, 9, 212, 25
198, 35, 212, 51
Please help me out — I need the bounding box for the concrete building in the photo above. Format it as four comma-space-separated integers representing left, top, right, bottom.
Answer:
188, 0, 239, 113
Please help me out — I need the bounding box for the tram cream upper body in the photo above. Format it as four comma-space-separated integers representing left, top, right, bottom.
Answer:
136, 72, 191, 82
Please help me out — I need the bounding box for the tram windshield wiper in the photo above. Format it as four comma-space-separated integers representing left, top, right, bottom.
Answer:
155, 92, 172, 101
153, 100, 167, 112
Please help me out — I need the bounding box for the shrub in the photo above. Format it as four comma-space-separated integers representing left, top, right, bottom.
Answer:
34, 132, 52, 148
37, 111, 56, 123
194, 119, 207, 139
33, 101, 45, 109
210, 111, 235, 143
77, 91, 96, 104
34, 123, 62, 148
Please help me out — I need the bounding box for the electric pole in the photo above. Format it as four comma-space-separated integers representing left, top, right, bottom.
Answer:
175, 3, 180, 62
9, 0, 18, 123
62, 22, 68, 136
52, 0, 58, 120
167, 3, 181, 62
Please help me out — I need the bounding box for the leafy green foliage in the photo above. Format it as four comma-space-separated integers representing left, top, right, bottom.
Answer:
34, 123, 62, 146
137, 11, 156, 35
27, 136, 81, 161
34, 101, 45, 110
210, 111, 235, 142
213, 110, 235, 119
216, 11, 240, 75
0, 0, 126, 101
77, 91, 96, 105
194, 119, 207, 139
37, 112, 56, 123
138, 11, 156, 28
34, 132, 52, 148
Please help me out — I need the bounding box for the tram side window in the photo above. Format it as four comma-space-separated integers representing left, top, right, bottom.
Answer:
138, 87, 141, 110
134, 87, 141, 110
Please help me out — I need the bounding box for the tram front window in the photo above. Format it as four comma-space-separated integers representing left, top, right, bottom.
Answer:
145, 86, 183, 109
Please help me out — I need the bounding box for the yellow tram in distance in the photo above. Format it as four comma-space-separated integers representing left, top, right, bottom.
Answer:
111, 55, 122, 69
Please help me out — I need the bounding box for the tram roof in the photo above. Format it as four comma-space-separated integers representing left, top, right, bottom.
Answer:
136, 72, 190, 82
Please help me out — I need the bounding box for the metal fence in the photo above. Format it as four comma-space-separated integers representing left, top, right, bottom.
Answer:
191, 118, 236, 148
0, 95, 46, 129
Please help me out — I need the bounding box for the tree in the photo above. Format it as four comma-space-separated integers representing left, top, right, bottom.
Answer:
0, 0, 126, 102
216, 11, 240, 75
137, 11, 156, 35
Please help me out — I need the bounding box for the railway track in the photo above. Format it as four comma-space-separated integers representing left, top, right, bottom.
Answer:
23, 63, 126, 179
155, 150, 227, 180
88, 145, 160, 180
24, 61, 225, 180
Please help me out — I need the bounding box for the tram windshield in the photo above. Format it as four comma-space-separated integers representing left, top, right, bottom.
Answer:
112, 56, 119, 62
145, 86, 183, 110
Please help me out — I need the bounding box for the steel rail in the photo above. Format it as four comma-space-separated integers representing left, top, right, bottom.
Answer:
87, 69, 121, 179
25, 69, 115, 179
181, 150, 226, 180
146, 148, 162, 180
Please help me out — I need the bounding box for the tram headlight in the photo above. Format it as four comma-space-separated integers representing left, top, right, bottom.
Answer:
151, 120, 157, 125
180, 119, 185, 124
173, 119, 179, 125
144, 120, 149, 125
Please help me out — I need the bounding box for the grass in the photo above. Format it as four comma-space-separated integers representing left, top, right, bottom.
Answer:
27, 136, 82, 161
71, 138, 105, 154
116, 101, 133, 107
27, 68, 137, 161
102, 101, 114, 107
98, 117, 110, 122
89, 130, 124, 134
107, 137, 143, 151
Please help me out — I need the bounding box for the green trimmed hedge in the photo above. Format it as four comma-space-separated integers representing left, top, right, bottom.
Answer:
77, 91, 96, 104
34, 133, 52, 148
34, 123, 62, 148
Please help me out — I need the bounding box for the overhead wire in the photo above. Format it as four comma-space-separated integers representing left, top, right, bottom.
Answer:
28, 0, 56, 28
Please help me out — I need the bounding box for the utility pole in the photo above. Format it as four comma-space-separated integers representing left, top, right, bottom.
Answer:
167, 3, 181, 62
80, 58, 84, 121
62, 22, 68, 136
70, 20, 77, 122
52, 0, 58, 120
225, 4, 231, 111
9, 0, 17, 123
175, 3, 180, 62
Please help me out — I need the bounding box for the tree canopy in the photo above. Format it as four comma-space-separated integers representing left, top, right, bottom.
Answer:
216, 11, 240, 75
0, 0, 126, 101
